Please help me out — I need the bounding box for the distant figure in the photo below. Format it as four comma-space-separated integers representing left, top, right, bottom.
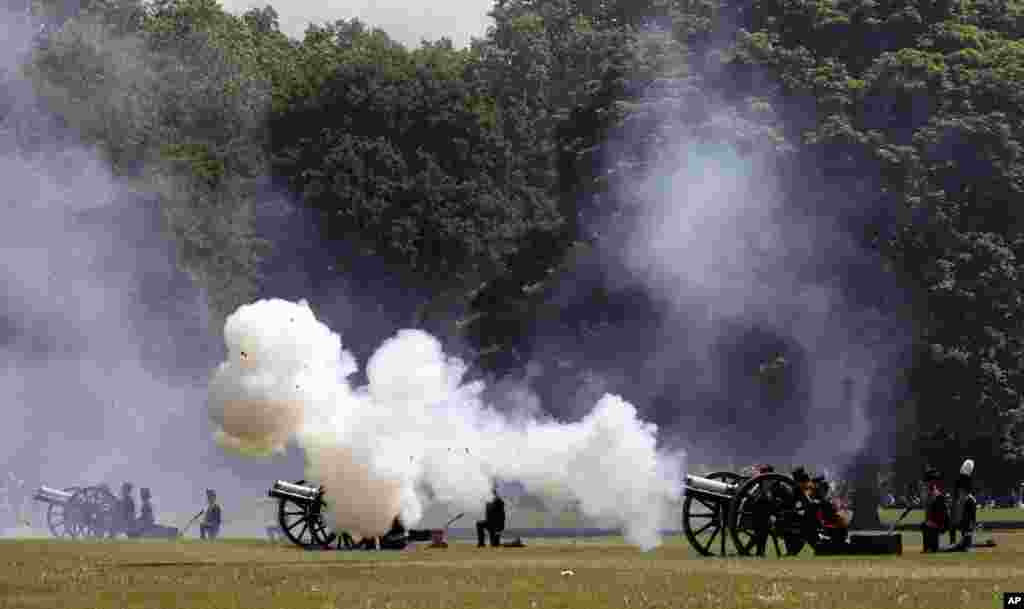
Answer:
921, 468, 948, 553
200, 489, 222, 540
119, 482, 137, 537
477, 487, 506, 548
137, 487, 155, 534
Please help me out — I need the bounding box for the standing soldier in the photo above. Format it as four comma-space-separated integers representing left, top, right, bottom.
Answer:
476, 486, 506, 548
921, 468, 948, 553
137, 487, 155, 535
119, 482, 137, 538
791, 467, 817, 549
200, 489, 222, 540
750, 465, 777, 557
945, 459, 977, 551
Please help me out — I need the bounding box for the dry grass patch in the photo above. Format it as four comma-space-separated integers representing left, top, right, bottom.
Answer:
0, 533, 1020, 608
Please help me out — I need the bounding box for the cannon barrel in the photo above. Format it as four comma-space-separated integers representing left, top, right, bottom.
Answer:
33, 485, 73, 505
268, 480, 321, 504
684, 474, 739, 501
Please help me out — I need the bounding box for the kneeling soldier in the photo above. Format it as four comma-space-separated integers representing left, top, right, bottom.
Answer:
477, 487, 506, 548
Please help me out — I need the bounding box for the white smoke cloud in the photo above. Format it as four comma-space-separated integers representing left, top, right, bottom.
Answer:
609, 139, 883, 464
208, 298, 684, 549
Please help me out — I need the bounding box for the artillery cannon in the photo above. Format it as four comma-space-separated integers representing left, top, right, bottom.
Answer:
268, 480, 342, 548
682, 470, 903, 557
682, 471, 806, 557
268, 480, 437, 550
32, 484, 118, 539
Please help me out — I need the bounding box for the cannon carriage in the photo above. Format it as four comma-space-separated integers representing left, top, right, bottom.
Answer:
682, 470, 902, 557
682, 471, 807, 557
268, 480, 346, 548
32, 484, 118, 539
268, 480, 436, 550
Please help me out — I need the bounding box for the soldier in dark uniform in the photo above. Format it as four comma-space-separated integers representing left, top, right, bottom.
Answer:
137, 487, 155, 535
945, 460, 977, 551
200, 489, 222, 540
791, 467, 818, 550
750, 465, 777, 557
477, 487, 506, 547
119, 482, 137, 537
921, 468, 948, 553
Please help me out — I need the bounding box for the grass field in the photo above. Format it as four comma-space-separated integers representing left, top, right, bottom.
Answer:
0, 532, 1021, 609
879, 507, 1024, 524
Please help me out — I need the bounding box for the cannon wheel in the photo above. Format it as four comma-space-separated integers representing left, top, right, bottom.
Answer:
45, 486, 81, 538
67, 486, 117, 539
682, 471, 746, 556
728, 473, 806, 557
277, 480, 337, 549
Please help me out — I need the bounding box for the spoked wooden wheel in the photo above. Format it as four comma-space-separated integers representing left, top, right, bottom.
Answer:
277, 480, 337, 549
682, 471, 746, 556
67, 486, 117, 539
45, 486, 81, 538
728, 473, 805, 557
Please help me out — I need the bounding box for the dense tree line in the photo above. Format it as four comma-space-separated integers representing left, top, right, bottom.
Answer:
11, 0, 1024, 500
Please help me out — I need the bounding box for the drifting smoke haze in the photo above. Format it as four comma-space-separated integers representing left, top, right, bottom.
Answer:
208, 299, 685, 549
570, 93, 915, 468
0, 5, 302, 535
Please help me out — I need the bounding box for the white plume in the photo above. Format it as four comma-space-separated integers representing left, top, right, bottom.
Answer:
207, 298, 684, 548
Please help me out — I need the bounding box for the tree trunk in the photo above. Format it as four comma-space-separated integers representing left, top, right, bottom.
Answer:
849, 458, 883, 530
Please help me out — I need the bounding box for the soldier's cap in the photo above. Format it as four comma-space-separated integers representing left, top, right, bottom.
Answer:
206, 489, 217, 496
757, 464, 775, 473
792, 467, 811, 483
812, 475, 827, 484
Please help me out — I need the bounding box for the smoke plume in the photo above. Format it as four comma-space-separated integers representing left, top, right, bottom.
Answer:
0, 4, 299, 535
208, 298, 684, 549
587, 106, 913, 467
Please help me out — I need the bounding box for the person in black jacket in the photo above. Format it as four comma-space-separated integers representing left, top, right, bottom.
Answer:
477, 487, 506, 548
118, 482, 138, 538
200, 489, 222, 540
137, 487, 155, 534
